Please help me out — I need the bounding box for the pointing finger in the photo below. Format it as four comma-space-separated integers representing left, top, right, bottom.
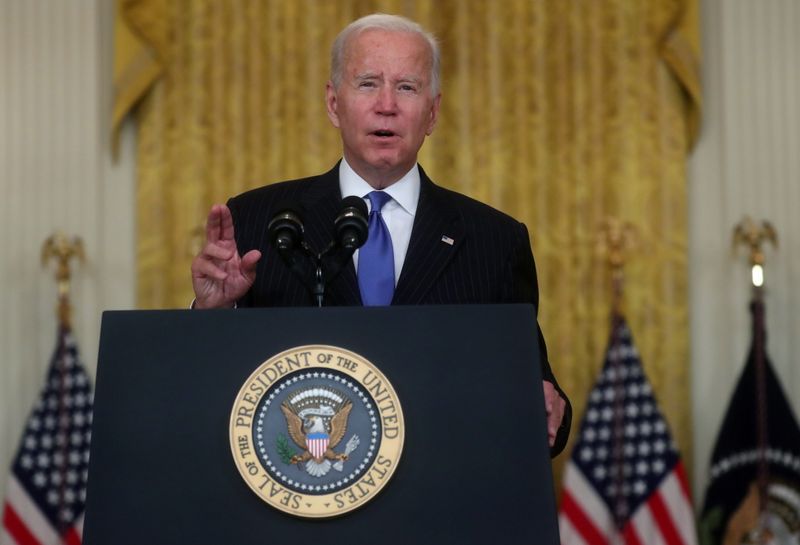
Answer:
218, 204, 235, 242
205, 204, 235, 244
205, 205, 224, 244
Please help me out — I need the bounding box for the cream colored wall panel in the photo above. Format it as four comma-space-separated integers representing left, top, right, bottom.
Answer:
690, 0, 800, 501
0, 0, 135, 495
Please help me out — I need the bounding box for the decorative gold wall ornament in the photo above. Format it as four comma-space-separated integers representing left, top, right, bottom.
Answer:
41, 233, 85, 327
733, 217, 778, 289
596, 217, 638, 314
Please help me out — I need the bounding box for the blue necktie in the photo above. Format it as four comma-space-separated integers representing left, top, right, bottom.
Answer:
358, 191, 395, 306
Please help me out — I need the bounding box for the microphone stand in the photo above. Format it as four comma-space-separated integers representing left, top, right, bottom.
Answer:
303, 241, 330, 308
274, 197, 367, 307
300, 241, 356, 308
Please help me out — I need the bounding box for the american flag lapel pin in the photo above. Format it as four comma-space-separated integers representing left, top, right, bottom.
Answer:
441, 235, 454, 246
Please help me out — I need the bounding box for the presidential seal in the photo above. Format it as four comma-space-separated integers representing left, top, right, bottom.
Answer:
229, 345, 404, 518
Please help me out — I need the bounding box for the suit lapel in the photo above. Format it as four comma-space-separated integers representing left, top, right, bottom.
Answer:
393, 169, 464, 304
299, 166, 361, 306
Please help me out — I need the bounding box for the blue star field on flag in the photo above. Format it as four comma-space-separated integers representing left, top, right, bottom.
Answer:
572, 319, 679, 526
4, 326, 93, 541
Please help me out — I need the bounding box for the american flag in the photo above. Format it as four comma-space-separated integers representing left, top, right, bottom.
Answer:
559, 316, 697, 545
1, 326, 93, 545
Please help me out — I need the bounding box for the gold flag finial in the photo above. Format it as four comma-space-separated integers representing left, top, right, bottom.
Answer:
732, 217, 777, 288
597, 218, 638, 314
41, 232, 85, 327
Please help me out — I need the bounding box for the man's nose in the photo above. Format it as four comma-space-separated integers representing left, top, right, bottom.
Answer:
375, 87, 397, 114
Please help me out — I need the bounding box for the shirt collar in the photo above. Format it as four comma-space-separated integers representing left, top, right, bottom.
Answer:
338, 158, 420, 215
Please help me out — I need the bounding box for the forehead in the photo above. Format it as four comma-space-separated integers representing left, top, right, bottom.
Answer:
343, 29, 432, 76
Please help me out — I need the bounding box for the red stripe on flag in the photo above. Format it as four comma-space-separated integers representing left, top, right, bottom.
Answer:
622, 521, 644, 545
649, 491, 685, 545
561, 490, 609, 545
2, 503, 44, 545
63, 525, 81, 545
674, 462, 692, 502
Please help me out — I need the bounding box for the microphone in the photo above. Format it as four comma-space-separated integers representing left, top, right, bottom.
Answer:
267, 202, 305, 254
334, 196, 368, 251
266, 197, 366, 308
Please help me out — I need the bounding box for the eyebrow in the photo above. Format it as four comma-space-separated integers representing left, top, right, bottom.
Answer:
397, 76, 423, 86
353, 73, 424, 86
354, 72, 380, 81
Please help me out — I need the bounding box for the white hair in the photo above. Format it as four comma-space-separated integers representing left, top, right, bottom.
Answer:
330, 13, 441, 96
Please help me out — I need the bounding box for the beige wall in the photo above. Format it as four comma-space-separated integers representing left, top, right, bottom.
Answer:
0, 0, 136, 494
0, 0, 798, 513
689, 0, 800, 499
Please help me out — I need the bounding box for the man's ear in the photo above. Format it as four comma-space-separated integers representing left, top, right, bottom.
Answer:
326, 81, 340, 128
426, 92, 442, 135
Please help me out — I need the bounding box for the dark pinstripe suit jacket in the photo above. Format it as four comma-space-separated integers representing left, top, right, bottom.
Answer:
227, 163, 571, 455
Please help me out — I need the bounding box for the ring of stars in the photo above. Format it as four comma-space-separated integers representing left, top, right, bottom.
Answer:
255, 371, 379, 494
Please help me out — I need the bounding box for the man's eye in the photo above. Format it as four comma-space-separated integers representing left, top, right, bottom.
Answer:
359, 81, 376, 88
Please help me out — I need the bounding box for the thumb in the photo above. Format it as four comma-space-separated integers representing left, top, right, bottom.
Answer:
241, 249, 262, 280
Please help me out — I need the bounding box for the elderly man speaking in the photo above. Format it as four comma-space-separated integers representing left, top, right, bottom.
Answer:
190, 13, 571, 456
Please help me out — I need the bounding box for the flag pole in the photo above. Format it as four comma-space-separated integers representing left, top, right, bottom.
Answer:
41, 232, 85, 541
597, 217, 638, 537
732, 216, 778, 533
597, 217, 637, 319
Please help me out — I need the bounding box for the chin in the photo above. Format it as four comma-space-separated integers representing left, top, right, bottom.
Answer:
363, 157, 398, 171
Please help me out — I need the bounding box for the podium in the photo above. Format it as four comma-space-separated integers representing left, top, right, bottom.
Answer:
83, 305, 559, 544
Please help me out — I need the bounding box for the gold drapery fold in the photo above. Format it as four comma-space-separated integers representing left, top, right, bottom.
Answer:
114, 0, 701, 490
112, 0, 162, 151
660, 0, 702, 148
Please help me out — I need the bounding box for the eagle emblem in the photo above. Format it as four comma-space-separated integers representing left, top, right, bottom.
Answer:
280, 387, 359, 477
230, 345, 405, 517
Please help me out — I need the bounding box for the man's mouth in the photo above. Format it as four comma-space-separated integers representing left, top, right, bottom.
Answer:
371, 129, 397, 138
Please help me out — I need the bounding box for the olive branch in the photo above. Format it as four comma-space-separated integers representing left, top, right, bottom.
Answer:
276, 434, 296, 465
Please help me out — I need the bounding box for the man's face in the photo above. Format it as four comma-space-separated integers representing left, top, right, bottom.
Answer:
326, 29, 441, 189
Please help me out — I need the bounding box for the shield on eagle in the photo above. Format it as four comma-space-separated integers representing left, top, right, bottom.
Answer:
306, 432, 329, 460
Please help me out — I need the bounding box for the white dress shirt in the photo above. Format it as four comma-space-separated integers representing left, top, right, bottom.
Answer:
338, 158, 419, 285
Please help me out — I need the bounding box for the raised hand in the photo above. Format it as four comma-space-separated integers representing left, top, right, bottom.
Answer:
191, 204, 261, 309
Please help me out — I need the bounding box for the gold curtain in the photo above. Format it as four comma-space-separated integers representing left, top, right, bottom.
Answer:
114, 0, 701, 490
